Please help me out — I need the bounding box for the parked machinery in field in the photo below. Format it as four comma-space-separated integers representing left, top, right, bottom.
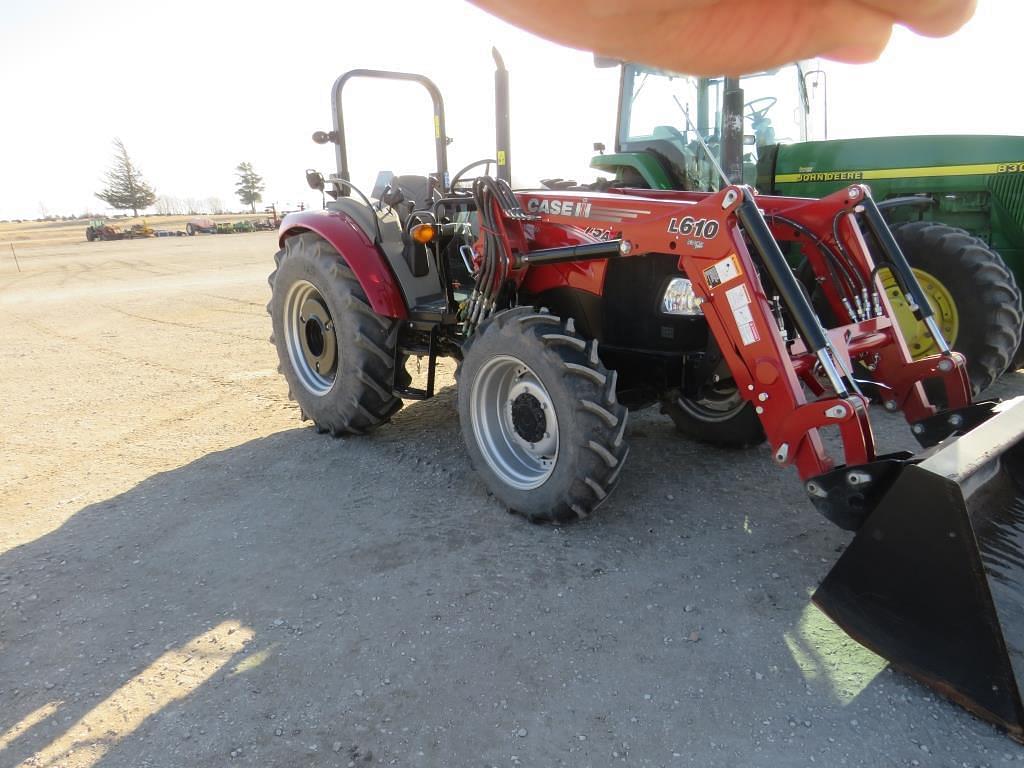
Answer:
84, 219, 154, 241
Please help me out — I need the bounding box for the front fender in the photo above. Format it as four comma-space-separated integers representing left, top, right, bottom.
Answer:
278, 209, 408, 319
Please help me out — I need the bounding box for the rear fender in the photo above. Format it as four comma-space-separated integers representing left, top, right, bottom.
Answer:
278, 209, 408, 319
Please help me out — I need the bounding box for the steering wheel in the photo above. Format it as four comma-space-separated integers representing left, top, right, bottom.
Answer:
745, 96, 777, 124
449, 158, 496, 193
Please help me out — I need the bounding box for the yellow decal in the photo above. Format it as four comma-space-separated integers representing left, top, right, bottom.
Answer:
434, 115, 441, 139
776, 161, 1024, 184
497, 150, 507, 166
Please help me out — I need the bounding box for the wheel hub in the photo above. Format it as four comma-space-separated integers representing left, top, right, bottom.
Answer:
283, 280, 338, 395
470, 356, 559, 490
880, 267, 958, 358
674, 379, 747, 422
507, 379, 555, 456
299, 295, 336, 374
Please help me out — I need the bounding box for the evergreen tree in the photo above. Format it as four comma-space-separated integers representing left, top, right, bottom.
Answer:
234, 162, 265, 213
95, 138, 157, 217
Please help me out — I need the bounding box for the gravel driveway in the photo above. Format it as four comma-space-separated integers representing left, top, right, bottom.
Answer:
2, 233, 1022, 767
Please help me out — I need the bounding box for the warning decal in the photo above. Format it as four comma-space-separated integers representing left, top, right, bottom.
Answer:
703, 254, 742, 289
737, 319, 760, 346
725, 283, 760, 346
725, 283, 750, 310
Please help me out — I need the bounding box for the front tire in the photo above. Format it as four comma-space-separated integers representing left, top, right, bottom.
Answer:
890, 222, 1022, 395
660, 382, 765, 448
457, 307, 629, 523
268, 232, 402, 435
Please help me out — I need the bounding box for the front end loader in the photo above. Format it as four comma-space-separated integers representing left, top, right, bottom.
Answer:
267, 52, 1024, 740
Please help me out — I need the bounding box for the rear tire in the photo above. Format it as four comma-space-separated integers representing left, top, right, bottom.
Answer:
457, 307, 629, 523
268, 232, 402, 435
186, 223, 196, 236
660, 384, 765, 448
891, 221, 1022, 395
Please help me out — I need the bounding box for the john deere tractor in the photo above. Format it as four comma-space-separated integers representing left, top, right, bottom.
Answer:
591, 61, 1024, 394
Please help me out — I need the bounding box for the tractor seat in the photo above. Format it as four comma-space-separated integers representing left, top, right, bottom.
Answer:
370, 171, 434, 222
392, 174, 432, 210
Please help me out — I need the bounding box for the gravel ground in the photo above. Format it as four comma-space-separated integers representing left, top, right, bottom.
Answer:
1, 233, 1023, 767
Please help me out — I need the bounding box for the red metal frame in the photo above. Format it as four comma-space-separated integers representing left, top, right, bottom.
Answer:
278, 209, 408, 319
503, 184, 972, 482
520, 222, 609, 296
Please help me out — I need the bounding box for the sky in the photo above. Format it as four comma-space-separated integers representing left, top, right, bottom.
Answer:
0, 0, 1021, 221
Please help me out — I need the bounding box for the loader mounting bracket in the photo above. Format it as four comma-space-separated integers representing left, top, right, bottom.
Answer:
910, 399, 1006, 448
805, 453, 912, 531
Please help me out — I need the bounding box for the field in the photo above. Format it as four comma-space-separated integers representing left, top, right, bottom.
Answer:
1, 232, 1022, 767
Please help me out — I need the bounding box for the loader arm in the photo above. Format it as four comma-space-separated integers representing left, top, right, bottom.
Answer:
509, 184, 971, 490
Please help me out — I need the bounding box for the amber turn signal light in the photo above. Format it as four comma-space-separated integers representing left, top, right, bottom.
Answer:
410, 223, 437, 244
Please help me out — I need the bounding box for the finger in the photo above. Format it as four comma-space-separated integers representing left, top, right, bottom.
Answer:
856, 0, 977, 37
820, 33, 892, 66
467, 0, 949, 75
469, 0, 891, 74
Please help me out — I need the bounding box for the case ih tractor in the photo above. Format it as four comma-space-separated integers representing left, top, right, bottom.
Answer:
268, 54, 1024, 740
590, 61, 1024, 395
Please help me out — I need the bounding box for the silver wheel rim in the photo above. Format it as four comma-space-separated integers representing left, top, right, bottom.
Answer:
675, 381, 747, 422
470, 355, 558, 490
283, 279, 337, 396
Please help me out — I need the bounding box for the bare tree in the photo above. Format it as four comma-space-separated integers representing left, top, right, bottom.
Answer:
155, 196, 183, 215
206, 197, 226, 214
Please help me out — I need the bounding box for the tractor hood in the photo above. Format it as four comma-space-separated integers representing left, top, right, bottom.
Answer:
767, 135, 1024, 191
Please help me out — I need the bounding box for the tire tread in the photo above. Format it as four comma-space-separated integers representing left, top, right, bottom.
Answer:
893, 221, 1023, 394
458, 306, 629, 524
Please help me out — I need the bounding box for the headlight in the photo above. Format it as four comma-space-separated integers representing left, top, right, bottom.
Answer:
661, 277, 703, 316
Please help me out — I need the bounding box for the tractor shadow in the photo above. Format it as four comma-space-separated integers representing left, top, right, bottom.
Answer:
0, 388, 1008, 766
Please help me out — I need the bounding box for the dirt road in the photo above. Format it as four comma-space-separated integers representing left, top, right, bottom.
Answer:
2, 234, 1022, 767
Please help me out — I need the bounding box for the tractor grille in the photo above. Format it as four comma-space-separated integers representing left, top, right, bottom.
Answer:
989, 173, 1024, 234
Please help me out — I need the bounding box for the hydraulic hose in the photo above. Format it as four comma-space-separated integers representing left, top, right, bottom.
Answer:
766, 213, 860, 319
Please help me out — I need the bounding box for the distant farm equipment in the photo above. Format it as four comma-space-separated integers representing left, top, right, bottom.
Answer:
87, 211, 288, 243
84, 219, 158, 241
84, 220, 120, 241
184, 207, 294, 235
185, 217, 218, 236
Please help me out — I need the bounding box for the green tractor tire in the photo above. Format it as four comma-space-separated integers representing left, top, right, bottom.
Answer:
884, 222, 1022, 396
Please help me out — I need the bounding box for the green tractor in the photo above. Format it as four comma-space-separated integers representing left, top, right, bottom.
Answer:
590, 62, 1024, 394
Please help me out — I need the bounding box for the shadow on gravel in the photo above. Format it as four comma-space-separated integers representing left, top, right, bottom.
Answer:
0, 389, 997, 767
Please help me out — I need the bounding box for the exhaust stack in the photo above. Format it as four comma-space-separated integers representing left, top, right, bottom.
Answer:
493, 48, 511, 185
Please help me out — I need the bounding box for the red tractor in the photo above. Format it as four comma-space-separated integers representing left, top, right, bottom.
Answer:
268, 54, 1024, 740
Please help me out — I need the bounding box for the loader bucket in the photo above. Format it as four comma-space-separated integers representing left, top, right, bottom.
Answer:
813, 396, 1024, 740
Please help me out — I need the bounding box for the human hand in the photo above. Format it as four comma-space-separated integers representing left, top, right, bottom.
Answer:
468, 0, 977, 75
